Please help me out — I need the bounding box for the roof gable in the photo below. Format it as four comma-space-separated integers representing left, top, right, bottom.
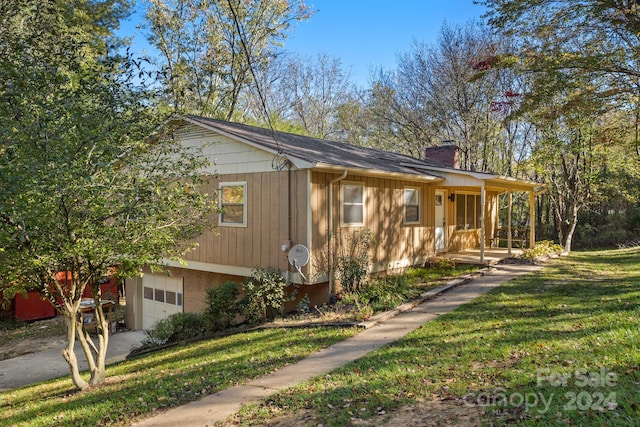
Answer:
181, 115, 441, 182
172, 115, 541, 191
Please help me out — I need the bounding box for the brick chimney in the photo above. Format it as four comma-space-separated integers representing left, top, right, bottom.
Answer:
425, 144, 460, 169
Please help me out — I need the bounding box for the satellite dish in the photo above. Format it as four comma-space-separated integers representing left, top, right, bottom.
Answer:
288, 244, 310, 282
288, 244, 310, 267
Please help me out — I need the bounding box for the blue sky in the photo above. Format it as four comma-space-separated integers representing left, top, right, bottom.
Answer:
285, 0, 486, 85
119, 0, 486, 87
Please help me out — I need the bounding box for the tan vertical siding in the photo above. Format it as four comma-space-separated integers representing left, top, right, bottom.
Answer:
184, 170, 308, 272
310, 172, 329, 280
310, 171, 436, 279
251, 173, 263, 266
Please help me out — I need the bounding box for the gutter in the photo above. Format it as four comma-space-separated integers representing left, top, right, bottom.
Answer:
328, 170, 348, 299
315, 163, 443, 183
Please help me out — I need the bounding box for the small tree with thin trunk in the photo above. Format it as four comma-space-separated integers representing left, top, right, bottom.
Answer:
0, 0, 215, 390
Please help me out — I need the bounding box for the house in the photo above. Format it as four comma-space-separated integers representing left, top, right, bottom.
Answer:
125, 115, 541, 330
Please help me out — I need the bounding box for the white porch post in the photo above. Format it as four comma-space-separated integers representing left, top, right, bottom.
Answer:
507, 191, 512, 256
529, 190, 535, 249
480, 183, 485, 263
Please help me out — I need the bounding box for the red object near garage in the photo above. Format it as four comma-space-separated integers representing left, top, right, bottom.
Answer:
14, 291, 56, 321
84, 276, 119, 301
6, 273, 119, 322
54, 271, 119, 300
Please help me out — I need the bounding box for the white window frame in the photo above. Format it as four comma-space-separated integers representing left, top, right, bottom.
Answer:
341, 181, 365, 227
403, 187, 421, 225
219, 181, 247, 227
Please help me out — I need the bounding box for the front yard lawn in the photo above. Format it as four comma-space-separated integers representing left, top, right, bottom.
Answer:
6, 250, 638, 427
0, 327, 359, 426
230, 248, 640, 426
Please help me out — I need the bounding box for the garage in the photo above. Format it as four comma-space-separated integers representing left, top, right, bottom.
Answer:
142, 274, 184, 330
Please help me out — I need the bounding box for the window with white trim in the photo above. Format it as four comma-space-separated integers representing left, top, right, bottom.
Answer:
341, 182, 364, 226
404, 187, 420, 224
219, 182, 247, 227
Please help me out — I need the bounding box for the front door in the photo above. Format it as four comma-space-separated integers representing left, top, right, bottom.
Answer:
435, 191, 447, 252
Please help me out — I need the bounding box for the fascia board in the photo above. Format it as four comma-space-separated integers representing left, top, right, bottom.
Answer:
161, 258, 254, 277
314, 163, 444, 183
404, 162, 540, 190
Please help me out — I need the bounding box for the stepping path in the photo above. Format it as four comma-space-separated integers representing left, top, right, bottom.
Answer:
133, 263, 541, 427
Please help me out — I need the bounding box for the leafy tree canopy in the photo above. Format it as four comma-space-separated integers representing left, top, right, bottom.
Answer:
0, 0, 215, 390
481, 0, 640, 101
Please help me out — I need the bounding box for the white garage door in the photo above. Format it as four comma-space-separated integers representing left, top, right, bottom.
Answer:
142, 274, 184, 330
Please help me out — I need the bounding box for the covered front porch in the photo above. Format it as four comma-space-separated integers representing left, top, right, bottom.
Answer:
432, 172, 543, 264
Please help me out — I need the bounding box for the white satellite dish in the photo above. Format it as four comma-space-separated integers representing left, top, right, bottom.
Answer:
288, 244, 310, 281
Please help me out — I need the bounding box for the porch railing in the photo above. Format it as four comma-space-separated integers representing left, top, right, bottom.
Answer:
491, 227, 528, 248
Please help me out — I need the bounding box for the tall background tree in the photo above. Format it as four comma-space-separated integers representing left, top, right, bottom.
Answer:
0, 0, 214, 390
344, 22, 532, 176
244, 52, 355, 138
481, 0, 640, 250
145, 0, 313, 120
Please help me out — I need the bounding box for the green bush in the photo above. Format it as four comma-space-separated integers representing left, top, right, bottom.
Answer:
296, 293, 311, 314
241, 267, 289, 323
338, 275, 411, 315
336, 229, 374, 293
359, 275, 410, 312
142, 312, 207, 347
521, 240, 564, 260
338, 292, 373, 321
204, 281, 240, 331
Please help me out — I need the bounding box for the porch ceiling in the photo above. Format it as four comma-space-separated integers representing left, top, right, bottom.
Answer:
434, 174, 541, 193
405, 163, 543, 193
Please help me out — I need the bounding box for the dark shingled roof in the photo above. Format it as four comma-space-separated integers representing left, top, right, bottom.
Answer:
185, 115, 446, 179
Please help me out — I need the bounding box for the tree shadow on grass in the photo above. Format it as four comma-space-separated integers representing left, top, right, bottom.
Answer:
233, 249, 640, 426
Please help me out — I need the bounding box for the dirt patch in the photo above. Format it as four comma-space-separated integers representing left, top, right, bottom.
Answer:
361, 400, 485, 427
0, 335, 66, 360
230, 399, 485, 427
0, 317, 66, 361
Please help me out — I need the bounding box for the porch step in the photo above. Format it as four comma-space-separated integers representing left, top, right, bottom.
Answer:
429, 248, 521, 266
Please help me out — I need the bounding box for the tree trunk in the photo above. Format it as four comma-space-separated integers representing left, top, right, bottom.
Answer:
90, 301, 110, 385
58, 288, 110, 390
553, 195, 580, 253
61, 313, 89, 390
562, 204, 580, 253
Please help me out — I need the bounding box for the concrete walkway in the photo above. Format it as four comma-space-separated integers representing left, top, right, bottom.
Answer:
0, 329, 146, 391
133, 263, 542, 427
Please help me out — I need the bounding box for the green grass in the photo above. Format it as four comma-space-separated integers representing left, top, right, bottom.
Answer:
230, 248, 640, 426
6, 252, 636, 426
0, 327, 358, 426
404, 262, 478, 285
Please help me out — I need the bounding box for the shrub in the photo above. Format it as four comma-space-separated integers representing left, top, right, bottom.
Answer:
204, 281, 240, 331
521, 240, 564, 260
241, 267, 289, 323
336, 229, 374, 293
350, 275, 410, 312
142, 312, 207, 347
338, 292, 373, 321
296, 293, 311, 314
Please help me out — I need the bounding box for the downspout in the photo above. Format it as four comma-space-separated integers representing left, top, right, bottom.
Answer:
287, 163, 293, 283
328, 170, 348, 300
